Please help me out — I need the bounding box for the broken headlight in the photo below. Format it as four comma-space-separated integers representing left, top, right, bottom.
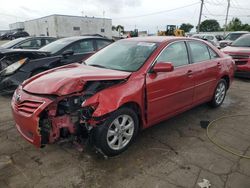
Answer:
2, 58, 27, 76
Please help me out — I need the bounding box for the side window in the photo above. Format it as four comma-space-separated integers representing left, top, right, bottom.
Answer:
19, 39, 41, 48
96, 40, 111, 50
157, 41, 189, 67
208, 47, 219, 59
65, 40, 94, 54
188, 41, 210, 63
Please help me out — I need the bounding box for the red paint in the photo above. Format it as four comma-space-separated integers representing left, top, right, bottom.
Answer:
222, 46, 250, 73
11, 37, 234, 148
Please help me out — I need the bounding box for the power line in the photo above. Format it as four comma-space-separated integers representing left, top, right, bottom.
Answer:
113, 2, 200, 20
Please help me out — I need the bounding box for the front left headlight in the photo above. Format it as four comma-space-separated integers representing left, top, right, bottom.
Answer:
2, 58, 27, 76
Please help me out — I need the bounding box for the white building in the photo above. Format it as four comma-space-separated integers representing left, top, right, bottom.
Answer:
10, 14, 112, 38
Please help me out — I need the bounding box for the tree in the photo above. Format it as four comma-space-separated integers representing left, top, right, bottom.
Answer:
199, 19, 220, 32
227, 17, 250, 31
228, 17, 242, 31
116, 25, 124, 32
179, 23, 194, 33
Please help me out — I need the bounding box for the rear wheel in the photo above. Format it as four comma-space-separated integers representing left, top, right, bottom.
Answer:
209, 79, 227, 108
93, 107, 139, 157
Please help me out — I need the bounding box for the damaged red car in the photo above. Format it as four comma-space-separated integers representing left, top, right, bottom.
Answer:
11, 37, 234, 156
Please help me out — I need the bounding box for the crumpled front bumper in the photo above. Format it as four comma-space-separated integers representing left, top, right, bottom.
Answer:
11, 87, 53, 147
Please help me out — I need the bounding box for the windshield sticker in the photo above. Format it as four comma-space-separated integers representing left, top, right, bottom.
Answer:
137, 42, 156, 47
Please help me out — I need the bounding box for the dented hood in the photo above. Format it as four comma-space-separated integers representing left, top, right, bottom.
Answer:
22, 63, 131, 96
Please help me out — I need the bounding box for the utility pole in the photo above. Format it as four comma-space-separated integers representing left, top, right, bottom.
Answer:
224, 0, 230, 36
197, 0, 204, 33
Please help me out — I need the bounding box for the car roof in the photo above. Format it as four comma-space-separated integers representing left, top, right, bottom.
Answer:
56, 36, 109, 42
228, 31, 249, 34
122, 36, 183, 43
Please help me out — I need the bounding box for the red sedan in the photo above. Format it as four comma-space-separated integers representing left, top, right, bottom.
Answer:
221, 33, 250, 78
11, 37, 234, 156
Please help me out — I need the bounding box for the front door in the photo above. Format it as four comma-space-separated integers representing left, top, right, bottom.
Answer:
146, 41, 195, 125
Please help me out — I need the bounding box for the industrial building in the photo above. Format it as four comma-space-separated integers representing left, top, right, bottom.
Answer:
9, 14, 112, 38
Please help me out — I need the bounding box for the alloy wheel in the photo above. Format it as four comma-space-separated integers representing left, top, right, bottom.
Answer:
106, 114, 135, 150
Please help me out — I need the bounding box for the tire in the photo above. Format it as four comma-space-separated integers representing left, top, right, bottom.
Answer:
93, 107, 139, 157
209, 79, 227, 108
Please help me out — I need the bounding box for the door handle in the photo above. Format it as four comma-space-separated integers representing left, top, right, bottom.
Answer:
217, 62, 222, 67
187, 70, 193, 77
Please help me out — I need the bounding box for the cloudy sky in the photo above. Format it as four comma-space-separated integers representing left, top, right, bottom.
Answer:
0, 0, 250, 33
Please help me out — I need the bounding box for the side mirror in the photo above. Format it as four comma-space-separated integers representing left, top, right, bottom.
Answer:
152, 62, 174, 73
62, 50, 74, 57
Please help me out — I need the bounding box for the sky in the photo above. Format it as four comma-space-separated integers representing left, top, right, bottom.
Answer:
0, 0, 250, 33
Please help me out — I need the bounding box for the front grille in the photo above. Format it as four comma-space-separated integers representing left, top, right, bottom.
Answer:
229, 54, 249, 65
15, 100, 43, 115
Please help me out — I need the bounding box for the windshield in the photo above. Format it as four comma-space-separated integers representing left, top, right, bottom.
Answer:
225, 33, 246, 41
231, 35, 250, 47
85, 41, 157, 72
39, 38, 73, 54
1, 37, 26, 48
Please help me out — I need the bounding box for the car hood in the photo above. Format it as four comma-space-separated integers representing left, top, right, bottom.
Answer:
221, 46, 250, 54
22, 63, 131, 96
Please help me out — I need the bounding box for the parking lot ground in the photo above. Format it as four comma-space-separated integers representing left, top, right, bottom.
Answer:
0, 79, 250, 188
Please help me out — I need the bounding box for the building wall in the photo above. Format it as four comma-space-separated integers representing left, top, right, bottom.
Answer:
23, 15, 112, 38
9, 22, 24, 30
24, 16, 57, 37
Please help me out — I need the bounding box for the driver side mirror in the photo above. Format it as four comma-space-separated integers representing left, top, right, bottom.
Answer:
152, 62, 174, 73
62, 50, 74, 58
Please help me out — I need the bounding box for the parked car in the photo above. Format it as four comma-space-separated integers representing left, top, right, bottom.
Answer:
8, 31, 30, 40
0, 32, 13, 40
192, 34, 221, 48
11, 37, 234, 156
0, 37, 56, 50
221, 34, 250, 78
0, 36, 113, 93
219, 31, 249, 48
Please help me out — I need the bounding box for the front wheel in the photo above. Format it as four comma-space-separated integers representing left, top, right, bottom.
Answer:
209, 79, 227, 108
93, 107, 139, 157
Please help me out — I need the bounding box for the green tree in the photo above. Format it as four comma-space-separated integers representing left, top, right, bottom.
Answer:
199, 19, 220, 32
228, 17, 242, 31
179, 23, 194, 32
227, 17, 250, 31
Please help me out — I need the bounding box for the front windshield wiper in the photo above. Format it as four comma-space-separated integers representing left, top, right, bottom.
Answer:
88, 64, 108, 69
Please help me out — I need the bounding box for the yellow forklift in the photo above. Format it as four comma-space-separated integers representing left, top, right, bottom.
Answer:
158, 25, 185, 37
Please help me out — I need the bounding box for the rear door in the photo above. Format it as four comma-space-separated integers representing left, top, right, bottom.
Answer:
61, 39, 95, 64
146, 41, 195, 124
187, 41, 220, 103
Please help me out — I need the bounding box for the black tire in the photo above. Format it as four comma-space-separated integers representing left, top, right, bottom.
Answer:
209, 79, 227, 108
93, 107, 139, 157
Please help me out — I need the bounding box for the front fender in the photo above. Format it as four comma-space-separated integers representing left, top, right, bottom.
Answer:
83, 75, 146, 122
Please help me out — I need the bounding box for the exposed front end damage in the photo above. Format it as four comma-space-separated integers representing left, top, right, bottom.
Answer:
12, 79, 128, 148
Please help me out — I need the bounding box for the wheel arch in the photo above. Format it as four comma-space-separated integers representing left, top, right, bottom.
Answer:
221, 75, 230, 89
119, 102, 143, 130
